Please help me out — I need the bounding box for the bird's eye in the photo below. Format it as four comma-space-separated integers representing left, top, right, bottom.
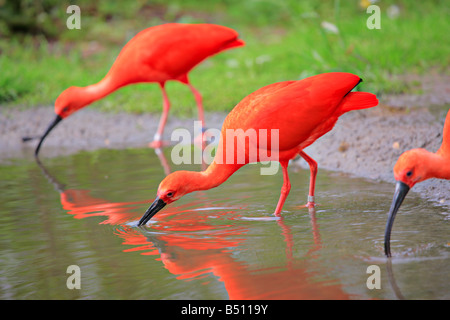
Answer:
406, 170, 413, 177
167, 192, 174, 198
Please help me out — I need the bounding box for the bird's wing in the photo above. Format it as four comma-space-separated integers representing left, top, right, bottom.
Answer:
108, 23, 243, 83
224, 73, 363, 151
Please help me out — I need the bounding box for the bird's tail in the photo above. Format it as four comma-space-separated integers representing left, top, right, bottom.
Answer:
221, 38, 245, 51
338, 92, 378, 115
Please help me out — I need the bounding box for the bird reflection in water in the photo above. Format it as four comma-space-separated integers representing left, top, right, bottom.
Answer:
35, 156, 371, 299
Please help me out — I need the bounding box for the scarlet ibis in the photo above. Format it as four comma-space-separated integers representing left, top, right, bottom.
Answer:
23, 23, 245, 155
384, 108, 450, 257
138, 72, 378, 226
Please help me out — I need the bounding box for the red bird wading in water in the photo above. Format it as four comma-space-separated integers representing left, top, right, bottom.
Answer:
138, 72, 379, 226
384, 108, 450, 257
24, 23, 245, 155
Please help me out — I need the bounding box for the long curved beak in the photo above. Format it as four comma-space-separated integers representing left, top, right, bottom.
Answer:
34, 115, 63, 157
138, 197, 166, 226
384, 181, 410, 257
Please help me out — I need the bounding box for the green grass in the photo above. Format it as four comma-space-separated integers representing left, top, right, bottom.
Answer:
0, 0, 449, 117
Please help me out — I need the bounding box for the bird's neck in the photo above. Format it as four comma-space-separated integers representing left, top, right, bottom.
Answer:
81, 76, 119, 107
427, 152, 450, 181
186, 162, 242, 194
437, 110, 450, 158
437, 156, 450, 180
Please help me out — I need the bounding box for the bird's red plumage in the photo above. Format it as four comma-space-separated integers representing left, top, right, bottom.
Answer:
217, 72, 378, 161
105, 23, 244, 87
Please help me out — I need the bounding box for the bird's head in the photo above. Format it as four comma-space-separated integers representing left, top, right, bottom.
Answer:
55, 86, 85, 119
26, 87, 88, 157
384, 148, 432, 257
157, 171, 193, 204
393, 148, 432, 189
138, 171, 200, 226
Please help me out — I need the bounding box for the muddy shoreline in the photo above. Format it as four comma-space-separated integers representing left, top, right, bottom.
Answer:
1, 75, 449, 206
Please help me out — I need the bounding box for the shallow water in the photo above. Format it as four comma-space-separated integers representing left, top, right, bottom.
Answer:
0, 147, 448, 300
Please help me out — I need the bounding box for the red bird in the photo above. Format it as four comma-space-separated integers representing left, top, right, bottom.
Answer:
138, 72, 378, 226
25, 23, 245, 155
384, 108, 450, 257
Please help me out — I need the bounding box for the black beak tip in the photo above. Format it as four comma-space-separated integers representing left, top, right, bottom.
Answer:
384, 243, 392, 258
137, 217, 148, 227
384, 181, 410, 257
34, 115, 63, 157
137, 197, 167, 226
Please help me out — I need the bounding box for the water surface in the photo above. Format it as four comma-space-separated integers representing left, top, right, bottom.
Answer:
0, 147, 448, 299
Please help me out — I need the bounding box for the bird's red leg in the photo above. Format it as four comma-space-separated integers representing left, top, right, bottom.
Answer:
149, 83, 171, 149
187, 83, 205, 129
187, 82, 209, 150
274, 161, 291, 216
298, 150, 318, 208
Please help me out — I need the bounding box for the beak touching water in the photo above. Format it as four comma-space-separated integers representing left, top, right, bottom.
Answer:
384, 181, 410, 257
34, 115, 63, 157
138, 197, 167, 226
22, 115, 62, 157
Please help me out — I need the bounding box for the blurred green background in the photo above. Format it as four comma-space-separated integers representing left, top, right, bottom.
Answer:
0, 0, 448, 116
